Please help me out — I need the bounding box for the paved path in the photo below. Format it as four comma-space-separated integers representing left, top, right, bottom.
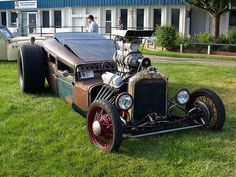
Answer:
145, 55, 236, 67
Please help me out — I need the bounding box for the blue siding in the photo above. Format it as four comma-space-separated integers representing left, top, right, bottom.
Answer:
38, 0, 185, 8
0, 0, 185, 10
38, 0, 65, 8
0, 1, 14, 10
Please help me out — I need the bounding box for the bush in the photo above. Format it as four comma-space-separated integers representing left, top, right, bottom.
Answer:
195, 33, 213, 50
214, 34, 230, 51
196, 33, 213, 43
229, 27, 236, 44
176, 34, 194, 49
155, 25, 177, 51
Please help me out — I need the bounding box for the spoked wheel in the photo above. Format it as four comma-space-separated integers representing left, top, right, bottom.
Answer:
87, 100, 123, 152
186, 89, 226, 131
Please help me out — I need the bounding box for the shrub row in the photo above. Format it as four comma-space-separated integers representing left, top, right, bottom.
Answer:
155, 26, 236, 52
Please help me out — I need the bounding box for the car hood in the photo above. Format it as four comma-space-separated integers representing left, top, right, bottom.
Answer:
10, 36, 47, 43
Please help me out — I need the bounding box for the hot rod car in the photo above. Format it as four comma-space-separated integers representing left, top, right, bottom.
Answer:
17, 30, 226, 152
0, 25, 45, 61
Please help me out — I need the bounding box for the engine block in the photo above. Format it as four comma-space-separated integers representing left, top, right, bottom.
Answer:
113, 37, 144, 73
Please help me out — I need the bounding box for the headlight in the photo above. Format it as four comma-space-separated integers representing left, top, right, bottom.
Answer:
116, 93, 133, 111
175, 89, 190, 105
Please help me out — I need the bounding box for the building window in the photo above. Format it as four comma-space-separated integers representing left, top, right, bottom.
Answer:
137, 9, 144, 30
42, 11, 49, 28
153, 9, 161, 28
54, 10, 61, 28
171, 9, 180, 31
1, 12, 7, 26
120, 9, 128, 29
105, 10, 112, 33
11, 12, 17, 26
229, 10, 236, 26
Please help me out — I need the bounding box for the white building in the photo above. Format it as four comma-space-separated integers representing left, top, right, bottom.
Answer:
0, 0, 235, 36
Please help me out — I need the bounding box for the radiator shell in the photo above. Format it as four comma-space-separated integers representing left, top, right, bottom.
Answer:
128, 70, 168, 122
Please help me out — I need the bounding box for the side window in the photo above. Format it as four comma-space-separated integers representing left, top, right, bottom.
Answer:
57, 60, 74, 76
47, 54, 56, 64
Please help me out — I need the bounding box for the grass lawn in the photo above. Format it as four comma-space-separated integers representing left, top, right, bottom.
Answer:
0, 61, 236, 177
142, 48, 236, 61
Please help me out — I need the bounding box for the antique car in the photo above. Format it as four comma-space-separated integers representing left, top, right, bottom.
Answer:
0, 25, 45, 61
17, 30, 226, 152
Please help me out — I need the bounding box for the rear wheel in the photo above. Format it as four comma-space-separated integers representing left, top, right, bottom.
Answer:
87, 100, 123, 152
18, 45, 45, 93
186, 89, 226, 131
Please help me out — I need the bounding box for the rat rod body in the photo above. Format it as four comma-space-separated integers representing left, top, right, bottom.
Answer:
17, 30, 226, 152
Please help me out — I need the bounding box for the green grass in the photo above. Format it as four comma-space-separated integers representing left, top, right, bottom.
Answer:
0, 61, 236, 177
142, 48, 236, 61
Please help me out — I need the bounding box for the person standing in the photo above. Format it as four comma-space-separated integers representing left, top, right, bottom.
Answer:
87, 15, 98, 33
118, 18, 126, 30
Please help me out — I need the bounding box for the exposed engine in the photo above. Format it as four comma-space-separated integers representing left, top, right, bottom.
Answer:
101, 30, 154, 89
113, 31, 153, 74
113, 37, 143, 73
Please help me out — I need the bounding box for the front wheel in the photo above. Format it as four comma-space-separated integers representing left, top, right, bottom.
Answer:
186, 88, 226, 131
86, 100, 123, 152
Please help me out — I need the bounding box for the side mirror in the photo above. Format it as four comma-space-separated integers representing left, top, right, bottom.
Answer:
62, 70, 70, 77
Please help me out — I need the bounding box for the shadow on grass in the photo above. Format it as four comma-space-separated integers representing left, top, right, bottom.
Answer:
0, 60, 17, 64
120, 130, 235, 165
29, 86, 56, 98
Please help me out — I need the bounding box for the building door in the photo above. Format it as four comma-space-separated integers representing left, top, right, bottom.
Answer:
137, 9, 144, 30
22, 12, 37, 36
28, 12, 37, 34
105, 10, 112, 33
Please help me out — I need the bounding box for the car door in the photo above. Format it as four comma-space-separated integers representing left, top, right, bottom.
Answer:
0, 33, 7, 60
56, 60, 74, 104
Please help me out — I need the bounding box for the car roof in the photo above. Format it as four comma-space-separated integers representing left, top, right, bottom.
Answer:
55, 32, 116, 63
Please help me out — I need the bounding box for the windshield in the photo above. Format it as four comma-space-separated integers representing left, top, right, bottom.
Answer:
0, 27, 13, 39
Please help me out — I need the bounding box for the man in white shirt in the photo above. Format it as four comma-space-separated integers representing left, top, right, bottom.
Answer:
87, 15, 98, 33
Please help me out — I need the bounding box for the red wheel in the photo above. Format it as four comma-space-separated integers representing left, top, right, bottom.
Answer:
87, 100, 123, 152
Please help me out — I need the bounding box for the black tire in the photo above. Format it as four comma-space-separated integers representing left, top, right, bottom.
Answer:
18, 45, 45, 93
86, 100, 123, 152
186, 88, 226, 131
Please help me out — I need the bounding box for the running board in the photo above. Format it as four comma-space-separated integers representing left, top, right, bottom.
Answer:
131, 124, 204, 138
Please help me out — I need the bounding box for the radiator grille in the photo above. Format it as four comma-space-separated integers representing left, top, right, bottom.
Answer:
133, 79, 167, 122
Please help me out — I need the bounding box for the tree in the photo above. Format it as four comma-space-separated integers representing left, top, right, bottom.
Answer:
186, 0, 232, 37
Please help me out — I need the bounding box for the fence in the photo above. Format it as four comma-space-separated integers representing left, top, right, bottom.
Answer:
6, 25, 154, 39
146, 40, 236, 55
179, 42, 236, 55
